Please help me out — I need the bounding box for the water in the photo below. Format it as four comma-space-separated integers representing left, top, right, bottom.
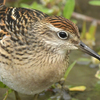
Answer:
66, 50, 100, 100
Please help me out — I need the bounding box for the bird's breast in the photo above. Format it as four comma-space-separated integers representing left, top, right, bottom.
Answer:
0, 48, 69, 94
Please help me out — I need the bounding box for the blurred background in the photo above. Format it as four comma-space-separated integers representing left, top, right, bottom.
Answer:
0, 0, 100, 100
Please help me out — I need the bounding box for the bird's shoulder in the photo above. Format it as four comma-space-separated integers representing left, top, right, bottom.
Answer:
0, 6, 48, 41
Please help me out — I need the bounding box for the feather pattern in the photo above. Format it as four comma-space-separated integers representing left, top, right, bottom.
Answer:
0, 6, 48, 40
45, 16, 80, 38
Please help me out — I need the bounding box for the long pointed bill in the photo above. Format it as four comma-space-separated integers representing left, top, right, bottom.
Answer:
78, 41, 100, 60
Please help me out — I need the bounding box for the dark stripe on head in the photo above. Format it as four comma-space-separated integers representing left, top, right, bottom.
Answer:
45, 16, 80, 38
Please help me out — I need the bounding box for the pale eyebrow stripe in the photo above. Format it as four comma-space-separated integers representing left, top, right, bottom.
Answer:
47, 23, 62, 32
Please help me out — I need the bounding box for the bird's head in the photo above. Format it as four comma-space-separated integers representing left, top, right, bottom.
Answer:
35, 16, 100, 60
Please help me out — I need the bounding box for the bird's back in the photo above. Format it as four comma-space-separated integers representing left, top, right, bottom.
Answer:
0, 6, 48, 40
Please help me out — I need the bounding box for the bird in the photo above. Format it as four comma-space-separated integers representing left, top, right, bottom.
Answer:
0, 0, 100, 97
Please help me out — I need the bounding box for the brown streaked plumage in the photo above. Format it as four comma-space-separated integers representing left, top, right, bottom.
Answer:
45, 16, 80, 38
0, 0, 100, 99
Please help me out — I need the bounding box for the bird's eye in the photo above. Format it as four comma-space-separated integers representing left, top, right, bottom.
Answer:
57, 31, 68, 39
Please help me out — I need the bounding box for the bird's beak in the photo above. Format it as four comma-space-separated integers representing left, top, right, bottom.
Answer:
78, 41, 100, 60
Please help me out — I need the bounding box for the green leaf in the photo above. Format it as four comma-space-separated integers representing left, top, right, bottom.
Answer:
71, 19, 77, 24
89, 1, 100, 6
81, 21, 86, 39
69, 86, 86, 91
3, 89, 13, 99
20, 2, 53, 14
47, 98, 52, 100
78, 58, 91, 62
88, 21, 97, 40
95, 70, 100, 79
0, 82, 7, 88
64, 61, 76, 79
63, 0, 75, 19
20, 3, 32, 8
8, 89, 13, 94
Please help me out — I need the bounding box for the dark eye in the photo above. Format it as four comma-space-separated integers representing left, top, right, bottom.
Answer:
57, 31, 68, 39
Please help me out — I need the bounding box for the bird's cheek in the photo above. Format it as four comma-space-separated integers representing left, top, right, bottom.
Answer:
64, 42, 78, 50
65, 43, 78, 50
67, 45, 78, 50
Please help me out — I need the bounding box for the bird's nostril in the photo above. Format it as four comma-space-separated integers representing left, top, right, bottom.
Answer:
80, 43, 84, 48
79, 41, 85, 48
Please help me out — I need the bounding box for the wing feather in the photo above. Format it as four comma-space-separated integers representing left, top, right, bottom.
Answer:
0, 6, 48, 41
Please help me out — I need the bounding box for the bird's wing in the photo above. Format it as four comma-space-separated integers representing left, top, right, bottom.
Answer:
0, 6, 48, 42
